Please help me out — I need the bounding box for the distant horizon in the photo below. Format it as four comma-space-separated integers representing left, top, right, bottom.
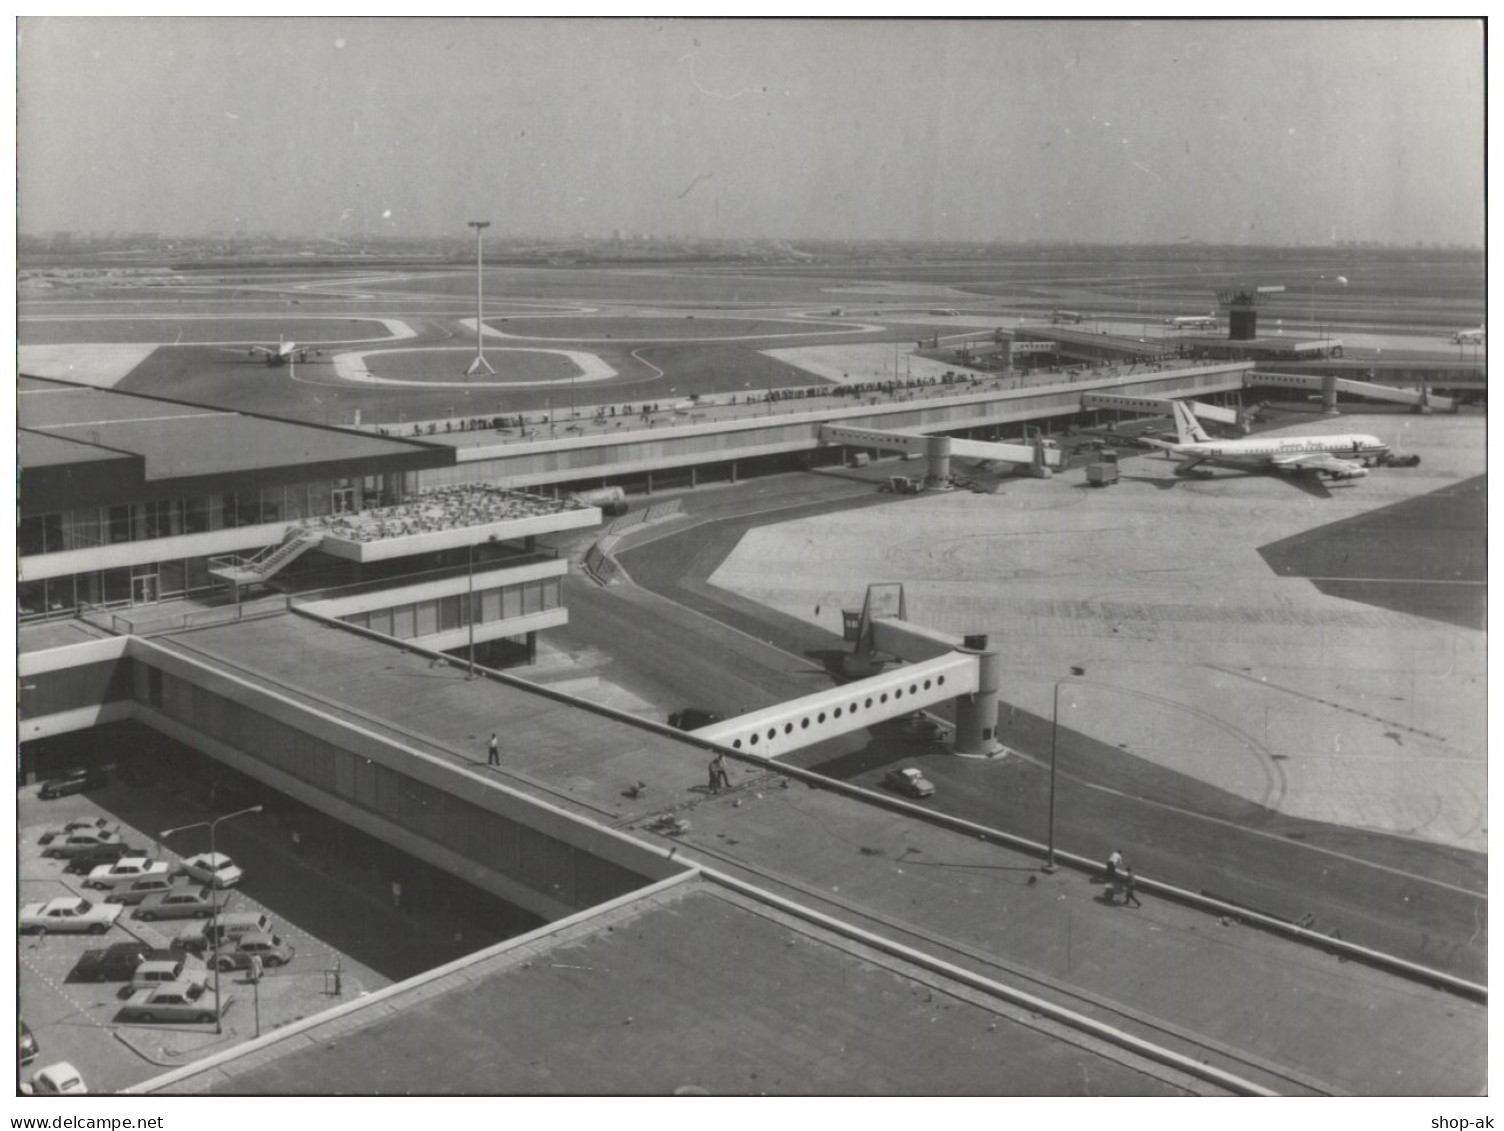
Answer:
19, 19, 1484, 248
16, 230, 1485, 255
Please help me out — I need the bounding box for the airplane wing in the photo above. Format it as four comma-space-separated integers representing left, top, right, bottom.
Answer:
1270, 453, 1366, 478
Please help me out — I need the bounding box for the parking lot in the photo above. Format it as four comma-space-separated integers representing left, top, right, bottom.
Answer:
19, 722, 541, 1093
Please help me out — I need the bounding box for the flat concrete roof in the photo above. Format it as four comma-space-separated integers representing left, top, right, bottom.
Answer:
132, 608, 1483, 1095
150, 879, 1195, 1096
19, 376, 446, 486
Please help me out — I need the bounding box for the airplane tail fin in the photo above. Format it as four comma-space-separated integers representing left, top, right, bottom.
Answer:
1172, 401, 1211, 444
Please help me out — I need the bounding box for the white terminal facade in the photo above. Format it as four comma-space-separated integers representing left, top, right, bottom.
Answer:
18, 377, 601, 664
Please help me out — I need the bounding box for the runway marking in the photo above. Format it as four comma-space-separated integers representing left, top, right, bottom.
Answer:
332, 345, 617, 389
630, 348, 665, 379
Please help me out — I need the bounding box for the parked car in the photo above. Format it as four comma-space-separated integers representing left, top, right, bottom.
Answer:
19, 1020, 39, 1066
64, 843, 142, 875
178, 851, 243, 889
29, 1062, 87, 1095
176, 912, 273, 954
127, 958, 209, 995
133, 886, 225, 921
210, 931, 295, 972
38, 817, 109, 845
117, 981, 231, 1025
72, 942, 162, 982
19, 896, 123, 935
41, 829, 124, 859
668, 707, 725, 731
38, 766, 108, 800
85, 856, 171, 891
882, 767, 936, 799
104, 875, 180, 906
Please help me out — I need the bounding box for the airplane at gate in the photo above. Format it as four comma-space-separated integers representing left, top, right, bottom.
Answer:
1141, 401, 1390, 482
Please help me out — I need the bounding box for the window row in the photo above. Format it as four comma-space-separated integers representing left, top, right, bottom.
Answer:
341, 578, 561, 639
18, 555, 218, 619
19, 476, 400, 557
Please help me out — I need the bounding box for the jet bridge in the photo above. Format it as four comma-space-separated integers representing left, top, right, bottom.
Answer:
1247, 371, 1453, 413
1080, 393, 1243, 429
819, 423, 1061, 485
690, 583, 1003, 758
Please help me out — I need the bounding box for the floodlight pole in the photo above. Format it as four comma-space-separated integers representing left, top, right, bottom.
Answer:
1043, 667, 1083, 874
161, 805, 263, 1035
465, 221, 495, 376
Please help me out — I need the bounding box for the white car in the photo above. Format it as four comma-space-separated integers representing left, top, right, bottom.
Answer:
117, 981, 232, 1024
30, 1062, 88, 1095
179, 852, 243, 889
85, 856, 171, 891
19, 896, 123, 934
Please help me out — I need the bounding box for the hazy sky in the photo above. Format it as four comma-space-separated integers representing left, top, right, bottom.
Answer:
17, 18, 1485, 245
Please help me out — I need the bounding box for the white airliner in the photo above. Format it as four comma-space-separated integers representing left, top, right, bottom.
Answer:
226, 337, 323, 367
1143, 401, 1389, 481
1451, 327, 1485, 345
1164, 313, 1218, 330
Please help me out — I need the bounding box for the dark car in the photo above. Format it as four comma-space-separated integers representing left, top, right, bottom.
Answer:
71, 942, 158, 982
64, 843, 142, 875
38, 766, 108, 800
19, 1020, 39, 1066
668, 707, 725, 731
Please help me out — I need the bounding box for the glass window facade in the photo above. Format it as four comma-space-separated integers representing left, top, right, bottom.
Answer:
340, 577, 563, 642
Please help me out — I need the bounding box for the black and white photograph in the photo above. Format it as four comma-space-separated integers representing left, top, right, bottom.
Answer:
13, 15, 1487, 1115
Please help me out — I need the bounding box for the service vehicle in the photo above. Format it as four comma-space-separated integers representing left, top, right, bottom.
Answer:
85, 856, 171, 891
19, 896, 123, 935
134, 885, 225, 921
117, 981, 231, 1024
38, 766, 108, 799
1085, 451, 1120, 487
41, 829, 124, 859
882, 767, 937, 799
176, 911, 273, 953
29, 1063, 87, 1095
178, 851, 243, 889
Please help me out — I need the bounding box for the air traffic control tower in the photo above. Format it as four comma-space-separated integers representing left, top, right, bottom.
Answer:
1215, 284, 1286, 340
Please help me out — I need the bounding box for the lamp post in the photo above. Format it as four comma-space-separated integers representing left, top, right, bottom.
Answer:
466, 542, 476, 679
465, 221, 495, 376
1043, 666, 1084, 873
161, 804, 263, 1034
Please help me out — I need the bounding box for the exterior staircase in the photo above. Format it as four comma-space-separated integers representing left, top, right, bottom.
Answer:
209, 528, 324, 599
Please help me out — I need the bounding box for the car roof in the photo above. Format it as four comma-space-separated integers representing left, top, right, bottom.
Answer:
188, 852, 233, 865
151, 981, 206, 996
135, 959, 184, 974
44, 896, 86, 911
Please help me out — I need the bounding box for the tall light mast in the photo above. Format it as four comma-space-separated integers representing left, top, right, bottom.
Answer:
465, 221, 495, 375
